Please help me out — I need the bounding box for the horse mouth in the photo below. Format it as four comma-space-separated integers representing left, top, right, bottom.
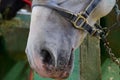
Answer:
33, 51, 74, 79
45, 52, 73, 79
42, 63, 72, 79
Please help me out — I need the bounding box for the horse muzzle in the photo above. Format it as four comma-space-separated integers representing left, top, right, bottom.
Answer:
25, 47, 74, 79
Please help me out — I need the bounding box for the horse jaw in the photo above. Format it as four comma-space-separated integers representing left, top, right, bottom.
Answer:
26, 0, 116, 79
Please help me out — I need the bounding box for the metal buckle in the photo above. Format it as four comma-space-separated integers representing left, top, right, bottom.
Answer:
72, 12, 87, 30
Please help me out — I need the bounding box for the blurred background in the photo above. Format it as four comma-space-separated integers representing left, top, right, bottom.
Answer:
0, 0, 120, 80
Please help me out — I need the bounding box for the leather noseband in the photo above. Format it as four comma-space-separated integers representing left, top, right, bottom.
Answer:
32, 0, 102, 36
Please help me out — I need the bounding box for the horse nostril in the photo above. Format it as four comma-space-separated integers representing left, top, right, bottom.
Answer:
40, 49, 54, 65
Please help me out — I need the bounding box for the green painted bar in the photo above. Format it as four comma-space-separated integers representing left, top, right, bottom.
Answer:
80, 35, 101, 80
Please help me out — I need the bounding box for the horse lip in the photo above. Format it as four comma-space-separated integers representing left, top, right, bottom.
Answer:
26, 47, 74, 79
40, 50, 74, 79
42, 64, 71, 79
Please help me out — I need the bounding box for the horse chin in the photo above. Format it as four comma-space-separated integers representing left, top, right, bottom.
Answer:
34, 52, 74, 79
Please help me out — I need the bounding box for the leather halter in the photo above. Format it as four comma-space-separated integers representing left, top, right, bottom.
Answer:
32, 0, 101, 36
32, 0, 120, 67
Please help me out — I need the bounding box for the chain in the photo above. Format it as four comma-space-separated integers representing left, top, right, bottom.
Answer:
96, 2, 120, 67
94, 1, 120, 66
101, 35, 120, 66
114, 3, 120, 25
94, 22, 120, 67
107, 3, 120, 31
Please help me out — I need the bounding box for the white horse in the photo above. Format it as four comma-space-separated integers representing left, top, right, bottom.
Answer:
25, 0, 116, 79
